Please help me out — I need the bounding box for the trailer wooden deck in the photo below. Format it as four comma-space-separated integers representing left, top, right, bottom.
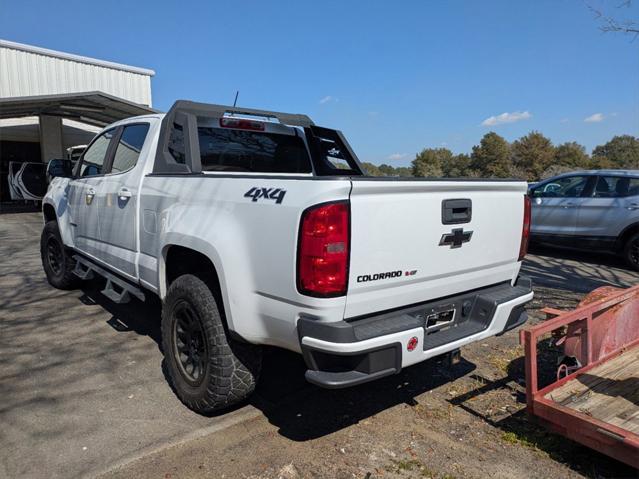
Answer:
521, 285, 639, 469
545, 344, 639, 436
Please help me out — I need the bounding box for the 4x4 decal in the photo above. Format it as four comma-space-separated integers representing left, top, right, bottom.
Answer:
244, 187, 287, 204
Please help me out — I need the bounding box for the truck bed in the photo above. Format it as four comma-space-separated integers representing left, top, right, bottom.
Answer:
545, 344, 639, 435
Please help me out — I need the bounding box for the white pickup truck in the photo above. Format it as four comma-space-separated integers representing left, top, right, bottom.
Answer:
41, 101, 533, 413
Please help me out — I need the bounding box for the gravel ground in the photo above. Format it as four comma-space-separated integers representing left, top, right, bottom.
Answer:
100, 244, 639, 479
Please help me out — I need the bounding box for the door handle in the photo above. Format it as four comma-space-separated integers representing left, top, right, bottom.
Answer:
118, 188, 132, 200
562, 202, 575, 209
627, 203, 639, 211
85, 188, 96, 205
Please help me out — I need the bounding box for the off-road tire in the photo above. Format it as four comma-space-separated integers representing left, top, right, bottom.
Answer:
623, 232, 639, 271
161, 274, 262, 413
40, 220, 80, 290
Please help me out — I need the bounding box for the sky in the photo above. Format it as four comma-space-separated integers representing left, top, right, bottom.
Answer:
1, 0, 638, 166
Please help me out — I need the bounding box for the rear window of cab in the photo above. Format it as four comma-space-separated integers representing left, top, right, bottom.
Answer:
197, 126, 312, 174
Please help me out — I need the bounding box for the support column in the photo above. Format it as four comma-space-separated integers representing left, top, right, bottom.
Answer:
38, 115, 64, 163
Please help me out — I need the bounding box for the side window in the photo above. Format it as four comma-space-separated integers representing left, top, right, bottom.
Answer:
79, 129, 114, 177
533, 176, 590, 198
594, 176, 639, 198
110, 124, 150, 174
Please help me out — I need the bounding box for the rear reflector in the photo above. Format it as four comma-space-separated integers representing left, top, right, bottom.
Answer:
219, 117, 265, 131
519, 195, 531, 261
297, 201, 350, 297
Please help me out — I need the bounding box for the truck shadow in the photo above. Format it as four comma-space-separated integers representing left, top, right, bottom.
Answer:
78, 277, 163, 347
76, 281, 478, 442
251, 349, 475, 441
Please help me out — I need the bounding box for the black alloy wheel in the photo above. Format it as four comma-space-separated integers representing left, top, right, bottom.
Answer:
172, 301, 209, 386
46, 236, 64, 276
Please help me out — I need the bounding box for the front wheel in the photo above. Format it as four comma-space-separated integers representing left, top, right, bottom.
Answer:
40, 220, 80, 290
161, 274, 262, 413
623, 232, 639, 271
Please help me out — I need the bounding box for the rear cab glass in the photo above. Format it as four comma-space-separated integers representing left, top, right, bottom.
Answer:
196, 117, 312, 174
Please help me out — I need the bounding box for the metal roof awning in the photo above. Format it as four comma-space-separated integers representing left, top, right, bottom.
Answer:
0, 91, 159, 127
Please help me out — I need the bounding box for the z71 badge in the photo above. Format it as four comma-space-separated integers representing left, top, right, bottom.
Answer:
244, 187, 286, 204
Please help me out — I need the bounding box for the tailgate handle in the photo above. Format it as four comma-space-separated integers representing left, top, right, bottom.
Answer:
442, 199, 472, 225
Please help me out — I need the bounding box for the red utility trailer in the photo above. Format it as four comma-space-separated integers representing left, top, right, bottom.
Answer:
521, 284, 639, 470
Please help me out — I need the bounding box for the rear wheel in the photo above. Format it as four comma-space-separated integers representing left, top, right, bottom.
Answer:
40, 220, 80, 290
623, 232, 639, 271
161, 274, 262, 413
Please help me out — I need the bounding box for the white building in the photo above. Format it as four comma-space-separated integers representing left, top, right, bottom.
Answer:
0, 39, 156, 202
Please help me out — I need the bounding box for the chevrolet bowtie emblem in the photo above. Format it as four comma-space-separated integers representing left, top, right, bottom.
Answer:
439, 228, 473, 249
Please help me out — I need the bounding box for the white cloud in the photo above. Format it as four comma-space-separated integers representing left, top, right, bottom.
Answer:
584, 113, 604, 123
387, 153, 408, 161
481, 111, 531, 127
319, 95, 334, 104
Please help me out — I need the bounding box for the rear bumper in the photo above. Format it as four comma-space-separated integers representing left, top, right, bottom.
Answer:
298, 276, 534, 388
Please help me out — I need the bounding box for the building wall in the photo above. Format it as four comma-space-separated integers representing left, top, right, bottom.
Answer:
0, 41, 153, 106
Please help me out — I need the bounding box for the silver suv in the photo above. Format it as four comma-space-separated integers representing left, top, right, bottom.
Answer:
529, 170, 639, 270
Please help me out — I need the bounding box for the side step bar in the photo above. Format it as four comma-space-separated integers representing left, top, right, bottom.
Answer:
72, 255, 145, 304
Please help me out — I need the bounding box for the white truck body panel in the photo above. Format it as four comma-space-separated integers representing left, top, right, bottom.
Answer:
346, 180, 527, 318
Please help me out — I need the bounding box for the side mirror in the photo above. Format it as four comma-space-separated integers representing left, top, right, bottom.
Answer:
47, 158, 73, 178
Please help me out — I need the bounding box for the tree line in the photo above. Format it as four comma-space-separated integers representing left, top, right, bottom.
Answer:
361, 133, 639, 181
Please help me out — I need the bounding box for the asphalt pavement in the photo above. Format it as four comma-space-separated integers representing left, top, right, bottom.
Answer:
0, 212, 259, 479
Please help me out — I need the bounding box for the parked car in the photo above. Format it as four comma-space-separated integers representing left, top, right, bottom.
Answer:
41, 100, 533, 413
529, 170, 639, 269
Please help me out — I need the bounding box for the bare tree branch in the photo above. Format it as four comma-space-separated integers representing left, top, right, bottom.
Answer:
584, 0, 639, 40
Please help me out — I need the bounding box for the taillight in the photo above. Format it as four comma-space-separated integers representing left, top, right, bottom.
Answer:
219, 117, 265, 131
297, 201, 350, 297
519, 195, 531, 261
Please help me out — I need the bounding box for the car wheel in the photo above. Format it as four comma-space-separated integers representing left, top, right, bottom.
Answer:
161, 274, 262, 413
623, 232, 639, 271
40, 220, 80, 290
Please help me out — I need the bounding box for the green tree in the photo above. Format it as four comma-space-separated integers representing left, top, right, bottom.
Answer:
360, 162, 381, 176
592, 135, 639, 168
554, 141, 590, 169
378, 163, 397, 176
411, 148, 450, 177
470, 132, 511, 178
395, 166, 413, 177
511, 131, 555, 181
442, 153, 472, 177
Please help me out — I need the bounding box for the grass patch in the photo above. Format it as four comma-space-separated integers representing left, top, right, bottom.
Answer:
500, 425, 565, 462
487, 346, 523, 374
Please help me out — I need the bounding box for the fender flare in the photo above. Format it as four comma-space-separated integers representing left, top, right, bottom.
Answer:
159, 234, 235, 330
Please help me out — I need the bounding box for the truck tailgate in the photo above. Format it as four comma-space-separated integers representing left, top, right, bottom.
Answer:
345, 179, 528, 318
